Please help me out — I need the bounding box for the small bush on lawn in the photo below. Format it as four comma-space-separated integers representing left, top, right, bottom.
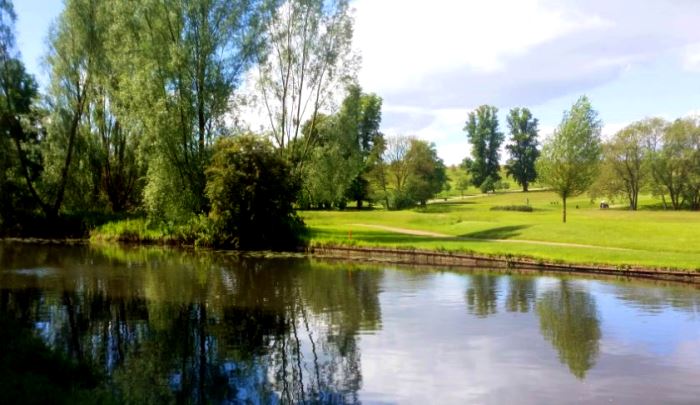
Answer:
490, 205, 534, 212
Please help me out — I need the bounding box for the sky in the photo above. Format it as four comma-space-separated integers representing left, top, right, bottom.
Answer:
14, 0, 700, 165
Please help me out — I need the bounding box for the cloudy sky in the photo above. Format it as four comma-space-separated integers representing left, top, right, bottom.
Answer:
15, 0, 700, 164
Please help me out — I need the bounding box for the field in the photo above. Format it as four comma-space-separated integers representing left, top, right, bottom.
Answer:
301, 190, 700, 271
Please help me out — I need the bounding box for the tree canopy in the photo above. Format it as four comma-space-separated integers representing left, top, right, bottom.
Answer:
464, 105, 503, 193
505, 108, 539, 192
537, 96, 602, 222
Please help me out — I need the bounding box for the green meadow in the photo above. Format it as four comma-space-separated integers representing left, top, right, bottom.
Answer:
301, 190, 700, 271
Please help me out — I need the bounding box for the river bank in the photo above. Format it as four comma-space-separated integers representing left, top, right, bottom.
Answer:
309, 244, 700, 284
3, 237, 699, 284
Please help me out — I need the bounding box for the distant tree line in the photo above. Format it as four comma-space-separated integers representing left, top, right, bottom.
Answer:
591, 117, 700, 211
461, 94, 700, 222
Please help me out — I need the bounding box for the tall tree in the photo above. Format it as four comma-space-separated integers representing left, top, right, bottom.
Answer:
464, 105, 503, 192
537, 96, 602, 223
602, 119, 663, 210
345, 88, 382, 208
405, 139, 447, 206
369, 135, 411, 209
650, 117, 700, 210
299, 85, 380, 208
40, 0, 100, 218
368, 136, 446, 209
111, 0, 265, 218
256, 0, 356, 171
505, 107, 539, 192
0, 0, 47, 225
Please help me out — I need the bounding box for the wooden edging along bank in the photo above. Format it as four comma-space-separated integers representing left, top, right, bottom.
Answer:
308, 245, 700, 284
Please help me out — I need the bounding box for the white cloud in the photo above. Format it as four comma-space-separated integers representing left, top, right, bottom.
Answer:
599, 122, 627, 141
353, 0, 609, 94
681, 44, 700, 72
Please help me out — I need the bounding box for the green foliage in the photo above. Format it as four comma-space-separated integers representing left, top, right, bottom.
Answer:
505, 108, 540, 192
206, 135, 304, 250
453, 166, 472, 196
649, 117, 700, 210
91, 216, 215, 246
108, 0, 266, 218
0, 3, 46, 226
464, 105, 504, 191
537, 281, 600, 379
537, 96, 602, 222
592, 118, 663, 210
405, 139, 447, 205
299, 85, 382, 209
490, 205, 533, 212
258, 0, 356, 171
368, 136, 447, 209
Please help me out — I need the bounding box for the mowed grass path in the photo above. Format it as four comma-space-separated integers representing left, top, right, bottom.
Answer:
300, 191, 700, 270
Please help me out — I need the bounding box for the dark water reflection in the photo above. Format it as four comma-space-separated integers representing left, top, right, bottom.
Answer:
1, 243, 699, 404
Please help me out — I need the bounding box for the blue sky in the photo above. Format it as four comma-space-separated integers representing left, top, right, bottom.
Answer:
14, 0, 700, 164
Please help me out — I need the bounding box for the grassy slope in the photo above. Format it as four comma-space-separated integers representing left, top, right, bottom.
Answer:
301, 190, 700, 271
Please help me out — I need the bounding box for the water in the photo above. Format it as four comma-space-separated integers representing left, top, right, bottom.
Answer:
0, 242, 699, 404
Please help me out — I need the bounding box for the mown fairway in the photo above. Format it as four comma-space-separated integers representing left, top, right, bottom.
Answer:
301, 190, 700, 270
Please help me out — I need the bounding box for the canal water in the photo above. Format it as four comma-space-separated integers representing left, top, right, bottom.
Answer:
0, 242, 698, 404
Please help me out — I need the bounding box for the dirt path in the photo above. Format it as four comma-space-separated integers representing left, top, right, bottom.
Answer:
352, 223, 637, 252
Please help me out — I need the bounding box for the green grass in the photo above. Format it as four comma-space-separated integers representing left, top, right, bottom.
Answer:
90, 216, 214, 246
300, 190, 700, 271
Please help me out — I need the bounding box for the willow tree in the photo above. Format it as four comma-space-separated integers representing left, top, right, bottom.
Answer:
0, 0, 47, 225
537, 96, 602, 223
256, 0, 357, 171
39, 0, 144, 214
110, 0, 266, 218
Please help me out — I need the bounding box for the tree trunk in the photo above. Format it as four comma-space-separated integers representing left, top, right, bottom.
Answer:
523, 182, 528, 192
357, 199, 363, 209
562, 196, 567, 223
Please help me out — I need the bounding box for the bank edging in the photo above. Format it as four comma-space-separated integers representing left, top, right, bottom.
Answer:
308, 245, 700, 283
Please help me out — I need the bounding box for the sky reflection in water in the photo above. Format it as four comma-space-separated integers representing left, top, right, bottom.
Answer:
0, 243, 699, 404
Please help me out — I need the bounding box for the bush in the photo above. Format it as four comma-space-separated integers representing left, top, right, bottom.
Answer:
490, 205, 533, 212
206, 135, 305, 250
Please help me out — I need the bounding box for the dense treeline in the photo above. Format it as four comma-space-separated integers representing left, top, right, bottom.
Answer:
0, 0, 449, 246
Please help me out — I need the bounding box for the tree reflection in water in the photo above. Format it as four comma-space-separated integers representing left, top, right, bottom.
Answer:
537, 280, 601, 379
505, 276, 536, 313
0, 244, 383, 404
463, 272, 601, 379
465, 273, 500, 318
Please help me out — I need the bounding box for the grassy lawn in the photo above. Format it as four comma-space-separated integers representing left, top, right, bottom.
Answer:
300, 190, 700, 271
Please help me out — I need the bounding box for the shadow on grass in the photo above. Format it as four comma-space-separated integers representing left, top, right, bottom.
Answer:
312, 224, 531, 245
458, 225, 530, 240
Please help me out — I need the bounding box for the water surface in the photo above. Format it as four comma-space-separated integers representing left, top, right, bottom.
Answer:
1, 243, 699, 404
